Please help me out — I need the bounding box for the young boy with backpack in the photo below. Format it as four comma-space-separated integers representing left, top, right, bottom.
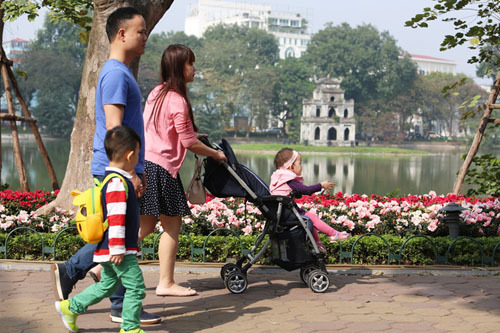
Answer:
55, 126, 146, 333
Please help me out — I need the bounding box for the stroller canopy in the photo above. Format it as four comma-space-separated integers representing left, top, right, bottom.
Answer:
203, 138, 270, 201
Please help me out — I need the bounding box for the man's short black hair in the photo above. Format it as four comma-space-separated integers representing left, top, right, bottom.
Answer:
104, 126, 141, 162
106, 7, 142, 42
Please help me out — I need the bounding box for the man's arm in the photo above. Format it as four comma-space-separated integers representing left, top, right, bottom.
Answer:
103, 104, 144, 196
104, 104, 124, 130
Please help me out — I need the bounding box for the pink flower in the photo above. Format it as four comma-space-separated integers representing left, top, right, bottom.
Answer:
242, 225, 253, 235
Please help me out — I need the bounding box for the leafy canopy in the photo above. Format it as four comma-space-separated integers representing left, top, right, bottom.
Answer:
406, 0, 500, 65
1, 0, 93, 42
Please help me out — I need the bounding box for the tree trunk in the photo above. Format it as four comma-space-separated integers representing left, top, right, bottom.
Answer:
37, 0, 174, 214
452, 70, 500, 195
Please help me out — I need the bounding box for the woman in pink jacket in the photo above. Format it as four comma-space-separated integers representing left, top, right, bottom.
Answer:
139, 44, 226, 296
270, 148, 349, 252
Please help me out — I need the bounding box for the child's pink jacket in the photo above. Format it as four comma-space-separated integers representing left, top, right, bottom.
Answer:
269, 169, 304, 196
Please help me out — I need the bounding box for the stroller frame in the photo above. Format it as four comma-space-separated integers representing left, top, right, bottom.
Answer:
205, 140, 331, 293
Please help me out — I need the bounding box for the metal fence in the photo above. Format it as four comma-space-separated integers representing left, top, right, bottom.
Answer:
1, 227, 500, 266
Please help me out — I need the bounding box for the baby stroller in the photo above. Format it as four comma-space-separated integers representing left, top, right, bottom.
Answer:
201, 138, 330, 293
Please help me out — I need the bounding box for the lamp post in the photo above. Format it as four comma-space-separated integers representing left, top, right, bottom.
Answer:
438, 202, 466, 238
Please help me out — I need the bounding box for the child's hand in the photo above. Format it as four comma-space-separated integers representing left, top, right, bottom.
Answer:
321, 180, 335, 191
110, 254, 124, 265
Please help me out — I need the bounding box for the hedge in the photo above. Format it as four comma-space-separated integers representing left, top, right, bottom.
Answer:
2, 231, 500, 266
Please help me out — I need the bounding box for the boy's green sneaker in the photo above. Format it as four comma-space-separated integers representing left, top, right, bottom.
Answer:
119, 329, 145, 333
55, 299, 79, 332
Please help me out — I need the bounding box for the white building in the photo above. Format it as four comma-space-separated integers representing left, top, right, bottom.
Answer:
185, 0, 311, 59
300, 77, 356, 146
3, 38, 29, 66
405, 53, 457, 75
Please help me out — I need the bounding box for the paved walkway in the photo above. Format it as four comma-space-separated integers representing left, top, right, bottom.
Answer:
1, 261, 500, 332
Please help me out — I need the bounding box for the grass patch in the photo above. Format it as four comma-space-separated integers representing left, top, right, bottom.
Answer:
231, 143, 429, 154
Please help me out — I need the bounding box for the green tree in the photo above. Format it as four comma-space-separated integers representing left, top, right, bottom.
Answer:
20, 18, 86, 137
305, 23, 417, 104
2, 0, 93, 42
406, 0, 500, 66
304, 23, 418, 140
418, 73, 487, 139
273, 57, 315, 140
196, 24, 279, 134
476, 45, 500, 85
2, 0, 175, 212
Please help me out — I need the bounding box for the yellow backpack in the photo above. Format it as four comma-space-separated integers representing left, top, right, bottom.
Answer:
71, 173, 128, 244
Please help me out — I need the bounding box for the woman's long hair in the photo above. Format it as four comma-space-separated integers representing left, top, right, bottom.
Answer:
148, 44, 198, 132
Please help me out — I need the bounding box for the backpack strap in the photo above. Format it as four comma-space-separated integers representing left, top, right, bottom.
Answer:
100, 173, 129, 199
99, 173, 130, 230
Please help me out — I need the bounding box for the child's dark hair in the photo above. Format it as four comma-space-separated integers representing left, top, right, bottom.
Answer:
274, 148, 294, 169
106, 7, 141, 42
104, 126, 141, 161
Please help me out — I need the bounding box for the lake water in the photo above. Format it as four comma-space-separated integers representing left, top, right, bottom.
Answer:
0, 138, 477, 196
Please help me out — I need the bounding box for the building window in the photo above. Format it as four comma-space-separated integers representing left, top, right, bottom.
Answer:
315, 127, 320, 140
330, 96, 335, 102
344, 128, 350, 141
270, 18, 278, 25
280, 19, 289, 26
328, 107, 335, 117
291, 20, 299, 27
328, 127, 337, 141
344, 109, 348, 118
316, 107, 321, 117
285, 47, 295, 58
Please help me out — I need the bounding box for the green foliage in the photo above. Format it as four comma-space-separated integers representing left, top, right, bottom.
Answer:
273, 57, 315, 139
406, 0, 500, 65
464, 154, 500, 197
19, 18, 86, 137
3, 231, 500, 266
197, 24, 280, 133
417, 73, 487, 139
304, 23, 419, 140
476, 45, 500, 84
1, 0, 93, 38
304, 23, 417, 105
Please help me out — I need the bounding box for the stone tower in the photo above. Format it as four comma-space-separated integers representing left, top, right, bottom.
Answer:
300, 77, 355, 146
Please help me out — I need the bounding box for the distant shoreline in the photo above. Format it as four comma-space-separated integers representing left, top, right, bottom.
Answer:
1, 133, 63, 142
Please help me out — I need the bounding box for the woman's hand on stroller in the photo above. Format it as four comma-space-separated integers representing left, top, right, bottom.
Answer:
213, 150, 227, 163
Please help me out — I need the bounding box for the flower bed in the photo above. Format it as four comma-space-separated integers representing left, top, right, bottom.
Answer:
2, 189, 500, 238
1, 189, 500, 265
185, 191, 500, 238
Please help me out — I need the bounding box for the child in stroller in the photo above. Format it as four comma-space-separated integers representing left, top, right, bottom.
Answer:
202, 138, 347, 293
270, 148, 350, 253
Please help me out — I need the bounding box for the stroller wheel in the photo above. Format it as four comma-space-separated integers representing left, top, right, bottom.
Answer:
307, 269, 330, 293
300, 265, 318, 285
220, 263, 242, 281
224, 271, 248, 294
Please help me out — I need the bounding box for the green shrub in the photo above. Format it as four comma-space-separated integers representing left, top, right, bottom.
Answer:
2, 230, 500, 266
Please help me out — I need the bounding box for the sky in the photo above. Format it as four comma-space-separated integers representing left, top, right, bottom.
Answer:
3, 0, 489, 85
